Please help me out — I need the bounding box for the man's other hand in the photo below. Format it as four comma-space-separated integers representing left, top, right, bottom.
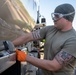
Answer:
16, 50, 27, 62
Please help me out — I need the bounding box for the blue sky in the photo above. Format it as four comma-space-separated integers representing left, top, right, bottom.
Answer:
39, 0, 76, 29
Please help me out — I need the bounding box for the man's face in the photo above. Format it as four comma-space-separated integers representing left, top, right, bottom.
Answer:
51, 12, 73, 30
53, 18, 67, 30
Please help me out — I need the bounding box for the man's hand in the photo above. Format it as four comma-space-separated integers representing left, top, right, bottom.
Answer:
16, 49, 27, 62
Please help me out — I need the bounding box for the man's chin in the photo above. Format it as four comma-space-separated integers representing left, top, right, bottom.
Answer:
54, 25, 60, 30
54, 24, 57, 28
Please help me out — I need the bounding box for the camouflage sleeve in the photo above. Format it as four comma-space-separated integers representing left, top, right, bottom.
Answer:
55, 51, 75, 66
32, 30, 42, 40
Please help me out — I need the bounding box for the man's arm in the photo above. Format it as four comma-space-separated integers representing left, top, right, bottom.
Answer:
12, 33, 33, 46
16, 50, 75, 71
12, 29, 42, 46
26, 51, 75, 71
26, 55, 62, 71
